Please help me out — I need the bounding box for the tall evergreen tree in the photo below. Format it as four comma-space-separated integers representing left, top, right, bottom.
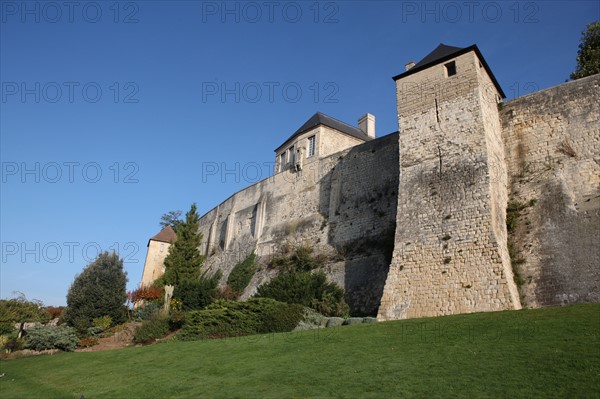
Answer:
64, 252, 128, 331
571, 21, 600, 80
162, 203, 205, 286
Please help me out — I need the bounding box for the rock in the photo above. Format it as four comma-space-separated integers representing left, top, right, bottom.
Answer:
362, 317, 378, 324
342, 317, 364, 326
326, 317, 344, 328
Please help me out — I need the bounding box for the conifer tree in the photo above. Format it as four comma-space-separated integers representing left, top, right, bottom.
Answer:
64, 252, 128, 331
162, 203, 204, 286
571, 21, 600, 80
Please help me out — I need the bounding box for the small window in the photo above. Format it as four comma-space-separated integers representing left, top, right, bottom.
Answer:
279, 153, 286, 172
444, 61, 456, 77
308, 136, 316, 157
288, 145, 295, 166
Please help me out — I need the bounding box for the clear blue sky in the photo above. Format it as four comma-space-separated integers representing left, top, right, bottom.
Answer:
1, 1, 598, 306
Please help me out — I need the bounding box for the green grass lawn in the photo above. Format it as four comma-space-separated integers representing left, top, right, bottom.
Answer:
1, 304, 599, 398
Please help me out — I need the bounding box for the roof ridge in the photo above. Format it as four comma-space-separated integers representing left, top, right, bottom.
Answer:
317, 112, 363, 133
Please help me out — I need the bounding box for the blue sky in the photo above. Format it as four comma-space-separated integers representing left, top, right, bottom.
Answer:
1, 0, 598, 306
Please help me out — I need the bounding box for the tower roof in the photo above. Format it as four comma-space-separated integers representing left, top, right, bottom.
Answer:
148, 225, 177, 246
275, 112, 372, 153
392, 43, 506, 98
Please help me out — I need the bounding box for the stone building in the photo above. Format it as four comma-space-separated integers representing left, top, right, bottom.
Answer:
139, 225, 176, 287
140, 43, 600, 320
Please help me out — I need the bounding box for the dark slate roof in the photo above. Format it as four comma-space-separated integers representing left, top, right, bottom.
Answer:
392, 43, 506, 98
275, 112, 371, 153
148, 225, 176, 246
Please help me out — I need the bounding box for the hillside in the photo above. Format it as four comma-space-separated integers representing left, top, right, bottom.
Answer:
1, 304, 598, 398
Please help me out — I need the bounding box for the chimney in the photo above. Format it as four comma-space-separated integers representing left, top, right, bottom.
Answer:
405, 61, 416, 71
358, 113, 376, 139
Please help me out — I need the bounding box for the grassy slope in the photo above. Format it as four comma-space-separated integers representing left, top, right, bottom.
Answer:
1, 304, 598, 399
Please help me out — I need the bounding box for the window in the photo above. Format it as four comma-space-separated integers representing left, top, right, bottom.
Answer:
444, 61, 456, 77
308, 135, 316, 157
288, 145, 295, 166
279, 152, 286, 172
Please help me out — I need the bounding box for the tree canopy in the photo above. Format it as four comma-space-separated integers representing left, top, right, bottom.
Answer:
160, 210, 183, 230
64, 252, 128, 331
571, 21, 600, 80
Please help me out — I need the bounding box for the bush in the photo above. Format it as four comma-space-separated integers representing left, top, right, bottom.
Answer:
0, 335, 9, 350
25, 325, 79, 352
133, 315, 170, 344
3, 336, 25, 352
255, 270, 349, 317
0, 322, 14, 335
64, 252, 128, 332
93, 315, 112, 330
227, 253, 257, 296
133, 302, 162, 321
0, 295, 51, 334
172, 272, 221, 311
86, 326, 105, 337
178, 298, 304, 341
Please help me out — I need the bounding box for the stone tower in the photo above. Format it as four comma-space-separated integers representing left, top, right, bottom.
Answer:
140, 225, 177, 287
378, 44, 521, 319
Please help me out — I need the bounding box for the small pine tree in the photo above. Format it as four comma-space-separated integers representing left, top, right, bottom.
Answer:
571, 21, 600, 80
162, 203, 205, 286
64, 252, 128, 331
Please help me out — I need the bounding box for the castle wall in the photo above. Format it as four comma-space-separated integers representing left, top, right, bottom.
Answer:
197, 133, 399, 316
378, 51, 520, 320
500, 74, 600, 307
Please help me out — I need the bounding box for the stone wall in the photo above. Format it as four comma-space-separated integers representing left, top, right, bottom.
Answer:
140, 240, 171, 287
197, 132, 399, 316
378, 51, 521, 320
500, 74, 600, 307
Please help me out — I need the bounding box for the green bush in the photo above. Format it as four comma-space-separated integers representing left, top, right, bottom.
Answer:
256, 270, 349, 317
64, 252, 128, 332
178, 298, 304, 341
227, 253, 257, 296
92, 315, 112, 330
25, 325, 79, 352
86, 326, 105, 337
0, 322, 14, 335
133, 302, 162, 321
172, 272, 221, 311
133, 315, 170, 344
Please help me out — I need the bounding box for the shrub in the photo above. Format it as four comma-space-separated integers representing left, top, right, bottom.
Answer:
25, 325, 79, 352
64, 252, 128, 332
133, 302, 162, 321
86, 326, 105, 337
129, 285, 164, 303
178, 298, 304, 341
93, 315, 112, 330
227, 253, 257, 296
0, 295, 51, 335
0, 322, 14, 335
4, 336, 25, 352
133, 314, 170, 344
0, 335, 9, 350
256, 270, 349, 317
172, 272, 221, 311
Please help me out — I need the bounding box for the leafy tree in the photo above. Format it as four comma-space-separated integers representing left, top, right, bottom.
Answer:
160, 210, 183, 230
571, 21, 600, 80
162, 203, 205, 286
0, 293, 50, 336
64, 252, 128, 332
